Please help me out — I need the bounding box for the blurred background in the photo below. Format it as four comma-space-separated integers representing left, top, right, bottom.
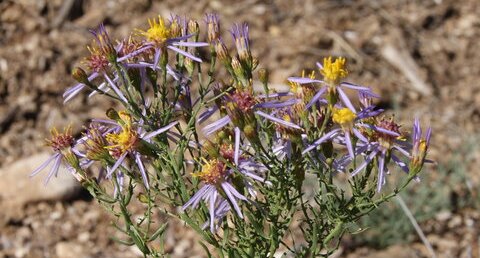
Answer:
0, 0, 479, 257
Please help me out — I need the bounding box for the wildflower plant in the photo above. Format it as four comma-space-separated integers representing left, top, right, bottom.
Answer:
32, 14, 432, 257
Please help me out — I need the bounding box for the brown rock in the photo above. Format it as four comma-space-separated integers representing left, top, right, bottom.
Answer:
0, 152, 81, 223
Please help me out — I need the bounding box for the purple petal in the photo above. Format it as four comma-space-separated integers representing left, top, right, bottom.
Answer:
351, 149, 380, 177
344, 131, 355, 160
337, 87, 356, 113
198, 106, 218, 124
255, 111, 302, 130
182, 185, 213, 210
255, 98, 299, 109
208, 190, 217, 232
88, 82, 110, 98
63, 72, 99, 98
356, 106, 384, 119
104, 74, 128, 103
223, 183, 247, 201
221, 183, 245, 218
30, 153, 59, 177
302, 128, 341, 154
391, 154, 409, 174
135, 153, 149, 189
306, 87, 327, 109
241, 171, 266, 183
173, 41, 209, 47
413, 118, 421, 143
377, 150, 386, 192
124, 62, 154, 69
203, 116, 231, 136
143, 121, 178, 140
234, 127, 241, 166
272, 145, 285, 155
107, 152, 128, 177
425, 127, 432, 145
359, 124, 401, 137
394, 146, 410, 158
340, 82, 372, 91
63, 84, 85, 103
373, 125, 400, 137
353, 128, 368, 143
167, 45, 202, 63
117, 45, 153, 62
257, 92, 292, 99
153, 48, 162, 69
358, 89, 380, 99
44, 154, 62, 185
288, 77, 323, 84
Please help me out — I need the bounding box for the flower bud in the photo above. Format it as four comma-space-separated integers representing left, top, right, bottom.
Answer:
206, 13, 220, 43
258, 68, 268, 85
72, 67, 89, 84
106, 108, 120, 121
63, 149, 81, 171
215, 38, 230, 63
170, 18, 182, 38
231, 23, 251, 65
188, 20, 199, 36
184, 54, 195, 75
232, 57, 247, 86
243, 124, 256, 140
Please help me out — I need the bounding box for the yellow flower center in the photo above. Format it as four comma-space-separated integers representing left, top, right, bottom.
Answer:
332, 108, 356, 129
106, 112, 139, 154
320, 57, 348, 85
192, 159, 226, 185
138, 16, 171, 44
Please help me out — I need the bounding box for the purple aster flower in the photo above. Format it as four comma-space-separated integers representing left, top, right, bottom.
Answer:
182, 151, 268, 232
135, 15, 209, 69
98, 111, 178, 189
182, 158, 248, 232
231, 23, 252, 65
201, 89, 301, 137
349, 117, 413, 192
288, 57, 374, 112
303, 107, 374, 160
30, 126, 82, 184
410, 118, 432, 171
64, 24, 137, 103
205, 13, 220, 43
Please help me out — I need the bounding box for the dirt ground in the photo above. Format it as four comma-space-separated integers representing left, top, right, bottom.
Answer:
1, 0, 479, 257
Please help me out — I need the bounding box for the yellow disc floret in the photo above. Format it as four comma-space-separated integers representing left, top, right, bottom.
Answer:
192, 159, 226, 185
332, 107, 356, 130
106, 112, 139, 155
320, 57, 348, 85
138, 16, 171, 44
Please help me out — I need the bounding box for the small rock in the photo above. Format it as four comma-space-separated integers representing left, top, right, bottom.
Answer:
77, 232, 90, 242
366, 245, 417, 258
448, 215, 462, 228
14, 246, 29, 258
0, 152, 81, 222
173, 239, 190, 256
435, 210, 452, 221
50, 211, 62, 220
55, 242, 87, 258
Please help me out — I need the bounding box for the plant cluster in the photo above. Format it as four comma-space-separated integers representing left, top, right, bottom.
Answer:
32, 14, 431, 257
